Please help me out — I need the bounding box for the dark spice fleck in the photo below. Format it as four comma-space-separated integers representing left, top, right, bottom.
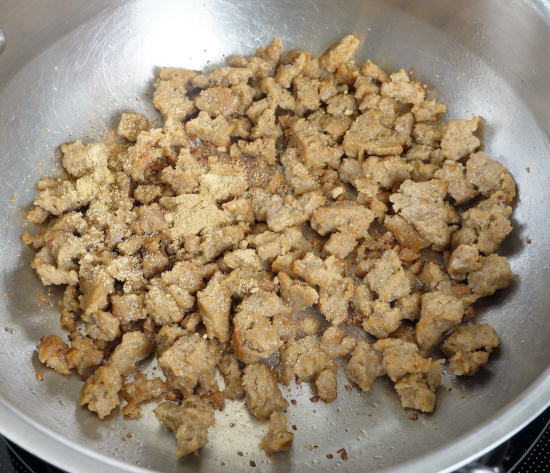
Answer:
291, 399, 297, 406
292, 425, 297, 431
250, 461, 256, 467
310, 396, 320, 403
326, 453, 333, 459
237, 451, 243, 457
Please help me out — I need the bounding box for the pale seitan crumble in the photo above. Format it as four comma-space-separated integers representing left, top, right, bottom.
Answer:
26, 34, 515, 457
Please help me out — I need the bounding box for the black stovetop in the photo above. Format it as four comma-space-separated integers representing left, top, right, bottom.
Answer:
2, 406, 549, 473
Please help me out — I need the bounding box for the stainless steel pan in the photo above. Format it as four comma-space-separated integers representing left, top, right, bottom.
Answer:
1, 1, 550, 472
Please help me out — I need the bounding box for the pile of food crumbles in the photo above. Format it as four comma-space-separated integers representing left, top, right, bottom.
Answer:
24, 34, 515, 457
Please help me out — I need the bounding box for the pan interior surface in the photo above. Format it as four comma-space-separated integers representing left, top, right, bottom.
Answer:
0, 1, 549, 472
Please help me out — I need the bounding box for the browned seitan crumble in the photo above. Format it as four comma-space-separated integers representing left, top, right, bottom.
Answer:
28, 34, 515, 457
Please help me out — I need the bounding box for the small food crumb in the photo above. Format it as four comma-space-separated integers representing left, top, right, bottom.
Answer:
337, 448, 348, 460
38, 296, 45, 302
526, 167, 530, 173
291, 400, 297, 406
526, 235, 532, 244
237, 452, 243, 457
310, 396, 320, 403
292, 425, 297, 431
36, 373, 44, 381
326, 453, 333, 459
331, 187, 344, 198
230, 422, 235, 427
345, 384, 352, 392
409, 413, 419, 420
461, 394, 466, 399
304, 443, 319, 451
368, 413, 372, 417
250, 461, 256, 467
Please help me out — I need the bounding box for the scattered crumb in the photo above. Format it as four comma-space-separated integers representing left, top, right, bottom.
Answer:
36, 373, 44, 381
409, 413, 419, 420
526, 235, 531, 244
338, 448, 348, 460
